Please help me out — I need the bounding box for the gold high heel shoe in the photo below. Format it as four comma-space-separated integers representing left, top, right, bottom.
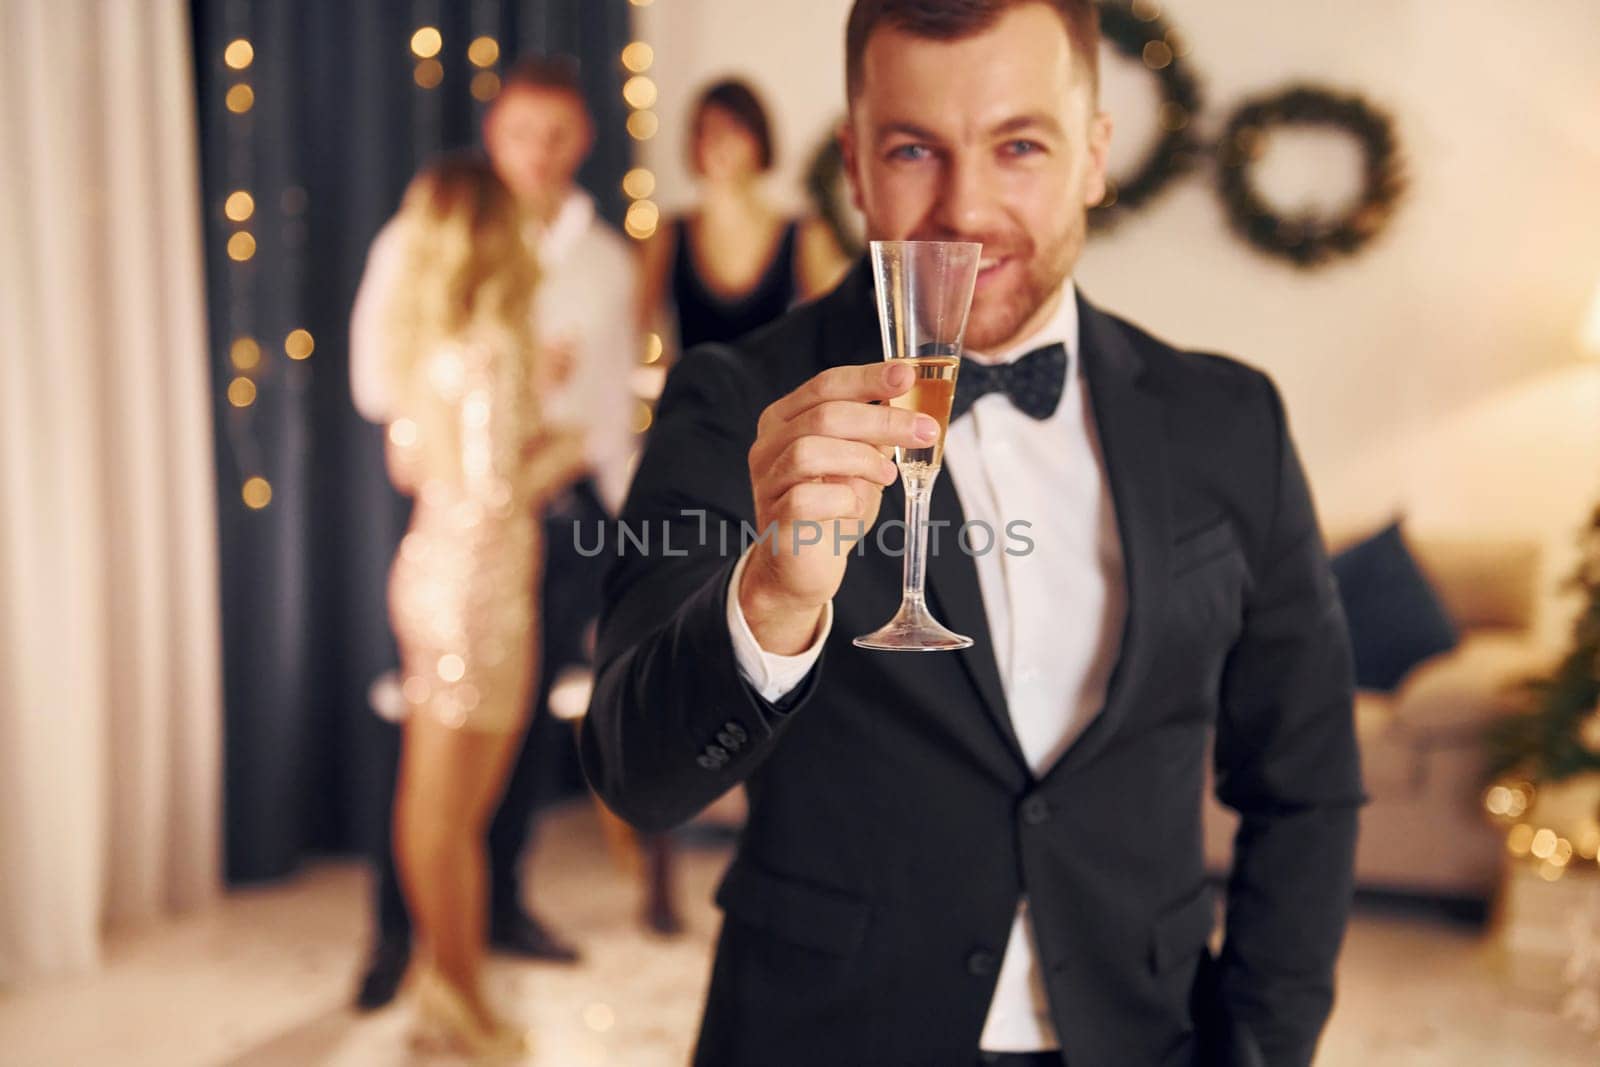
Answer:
409, 966, 533, 1061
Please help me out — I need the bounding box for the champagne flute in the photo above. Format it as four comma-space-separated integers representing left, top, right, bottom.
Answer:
854, 240, 981, 652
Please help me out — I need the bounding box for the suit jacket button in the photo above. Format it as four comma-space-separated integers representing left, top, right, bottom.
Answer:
1021, 796, 1051, 826
696, 754, 720, 770
706, 744, 729, 763
967, 949, 999, 976
715, 730, 741, 751
724, 721, 748, 744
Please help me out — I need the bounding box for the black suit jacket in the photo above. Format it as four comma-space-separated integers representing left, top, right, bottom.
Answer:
580, 263, 1365, 1067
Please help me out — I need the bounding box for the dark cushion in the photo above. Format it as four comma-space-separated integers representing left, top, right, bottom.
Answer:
1330, 521, 1460, 692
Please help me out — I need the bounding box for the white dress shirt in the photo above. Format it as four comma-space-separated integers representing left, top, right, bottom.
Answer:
726, 280, 1127, 1051
349, 188, 640, 513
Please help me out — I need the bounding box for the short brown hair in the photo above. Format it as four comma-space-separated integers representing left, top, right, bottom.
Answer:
845, 0, 1101, 102
690, 78, 776, 173
498, 55, 588, 111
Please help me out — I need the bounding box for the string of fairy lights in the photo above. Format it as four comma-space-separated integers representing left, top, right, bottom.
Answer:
1484, 776, 1600, 883
621, 0, 665, 435
220, 23, 315, 513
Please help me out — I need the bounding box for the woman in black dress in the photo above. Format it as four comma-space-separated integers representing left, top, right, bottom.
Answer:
640, 78, 847, 358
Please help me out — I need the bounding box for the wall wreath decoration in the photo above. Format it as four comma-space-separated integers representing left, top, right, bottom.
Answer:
1215, 84, 1405, 268
800, 12, 1407, 271
1088, 0, 1205, 232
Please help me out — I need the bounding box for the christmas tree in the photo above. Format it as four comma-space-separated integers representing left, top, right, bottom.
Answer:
1485, 502, 1600, 783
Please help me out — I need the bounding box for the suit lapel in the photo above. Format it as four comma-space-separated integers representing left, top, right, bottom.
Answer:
1042, 295, 1172, 783
924, 481, 1020, 761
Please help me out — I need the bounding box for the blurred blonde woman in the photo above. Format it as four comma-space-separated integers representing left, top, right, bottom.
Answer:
382, 152, 582, 1058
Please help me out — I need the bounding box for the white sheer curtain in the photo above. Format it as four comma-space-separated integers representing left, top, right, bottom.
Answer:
0, 0, 222, 982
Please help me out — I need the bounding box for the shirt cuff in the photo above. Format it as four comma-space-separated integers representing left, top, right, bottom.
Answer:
725, 546, 832, 703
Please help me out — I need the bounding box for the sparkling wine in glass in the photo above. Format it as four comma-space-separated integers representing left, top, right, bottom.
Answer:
854, 240, 981, 652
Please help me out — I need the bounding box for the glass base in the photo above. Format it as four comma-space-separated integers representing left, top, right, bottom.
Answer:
853, 599, 973, 652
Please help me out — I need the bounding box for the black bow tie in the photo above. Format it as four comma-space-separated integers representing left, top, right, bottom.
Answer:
949, 342, 1068, 422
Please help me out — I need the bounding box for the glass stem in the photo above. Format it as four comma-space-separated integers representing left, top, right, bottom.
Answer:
902, 470, 934, 612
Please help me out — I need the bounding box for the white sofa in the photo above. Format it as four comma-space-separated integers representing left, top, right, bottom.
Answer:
1203, 533, 1554, 901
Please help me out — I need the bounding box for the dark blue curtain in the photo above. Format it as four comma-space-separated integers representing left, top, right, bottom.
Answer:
191, 0, 633, 883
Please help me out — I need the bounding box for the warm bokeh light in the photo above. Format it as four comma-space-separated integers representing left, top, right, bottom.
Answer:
227, 232, 256, 261
1131, 0, 1163, 20
1578, 823, 1600, 860
471, 71, 501, 102
1158, 103, 1189, 132
230, 337, 261, 370
1505, 782, 1532, 818
224, 191, 254, 222
644, 332, 663, 364
629, 0, 654, 6
224, 39, 254, 70
1165, 28, 1192, 58
626, 110, 659, 140
1530, 827, 1558, 860
631, 401, 654, 434
389, 418, 418, 448
227, 377, 257, 408
437, 654, 466, 683
622, 75, 658, 110
622, 167, 655, 200
403, 676, 429, 704
242, 477, 272, 509
414, 59, 444, 89
582, 1003, 616, 1033
1582, 709, 1600, 748
1484, 785, 1513, 818
410, 26, 442, 59
225, 84, 254, 113
468, 35, 500, 68
1507, 823, 1534, 856
621, 42, 653, 73
1143, 41, 1174, 70
285, 329, 315, 360
624, 199, 659, 240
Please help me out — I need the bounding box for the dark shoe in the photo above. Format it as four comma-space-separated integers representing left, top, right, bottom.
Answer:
353, 935, 411, 1012
489, 910, 581, 963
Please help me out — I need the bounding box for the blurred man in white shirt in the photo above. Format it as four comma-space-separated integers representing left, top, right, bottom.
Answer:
351, 59, 637, 511
348, 56, 639, 1010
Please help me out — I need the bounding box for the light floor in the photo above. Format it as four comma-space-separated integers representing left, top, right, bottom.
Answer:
2, 803, 1596, 1066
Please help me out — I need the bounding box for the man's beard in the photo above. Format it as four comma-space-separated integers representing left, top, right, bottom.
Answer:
960, 219, 1082, 353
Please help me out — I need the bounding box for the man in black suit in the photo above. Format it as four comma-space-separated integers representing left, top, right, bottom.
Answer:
581, 1, 1364, 1064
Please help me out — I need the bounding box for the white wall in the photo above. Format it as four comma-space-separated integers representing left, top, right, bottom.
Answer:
635, 0, 854, 214
635, 0, 1600, 639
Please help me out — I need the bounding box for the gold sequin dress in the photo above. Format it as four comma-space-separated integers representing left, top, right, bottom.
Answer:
385, 331, 577, 733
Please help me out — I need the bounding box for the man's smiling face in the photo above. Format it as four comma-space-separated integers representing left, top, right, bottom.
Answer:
844, 2, 1112, 353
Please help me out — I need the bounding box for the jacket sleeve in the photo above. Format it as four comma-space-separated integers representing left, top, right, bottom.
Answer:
1211, 373, 1367, 1067
578, 346, 824, 833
